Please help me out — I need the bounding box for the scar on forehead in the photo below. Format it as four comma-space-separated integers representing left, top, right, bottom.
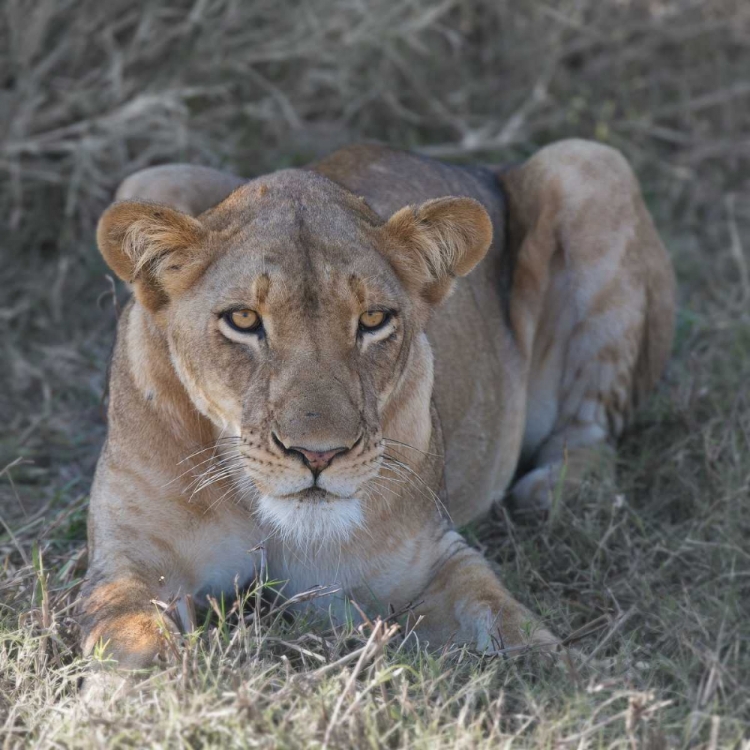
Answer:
253, 273, 271, 304
349, 274, 367, 306
256, 183, 268, 198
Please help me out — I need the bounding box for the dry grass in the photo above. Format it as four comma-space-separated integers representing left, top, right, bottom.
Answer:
1, 0, 749, 746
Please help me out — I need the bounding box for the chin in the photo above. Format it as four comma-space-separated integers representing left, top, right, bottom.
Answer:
256, 490, 364, 546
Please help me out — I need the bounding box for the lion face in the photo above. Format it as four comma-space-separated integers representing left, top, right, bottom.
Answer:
98, 170, 492, 542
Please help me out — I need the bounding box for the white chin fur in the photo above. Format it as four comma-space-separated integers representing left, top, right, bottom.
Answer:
257, 495, 364, 546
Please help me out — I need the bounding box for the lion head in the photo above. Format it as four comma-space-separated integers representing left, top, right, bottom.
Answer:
97, 170, 492, 542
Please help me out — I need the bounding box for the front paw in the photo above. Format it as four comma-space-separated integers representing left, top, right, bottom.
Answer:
80, 670, 132, 710
455, 597, 558, 654
409, 531, 557, 654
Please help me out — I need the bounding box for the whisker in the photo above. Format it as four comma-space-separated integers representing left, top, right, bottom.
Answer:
188, 460, 247, 501
184, 459, 242, 494
381, 454, 451, 521
178, 450, 244, 483
203, 472, 258, 514
381, 437, 441, 458
160, 448, 245, 492
364, 482, 392, 503
176, 436, 243, 465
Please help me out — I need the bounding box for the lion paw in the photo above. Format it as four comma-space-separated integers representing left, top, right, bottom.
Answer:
79, 670, 132, 710
508, 465, 558, 513
457, 600, 558, 655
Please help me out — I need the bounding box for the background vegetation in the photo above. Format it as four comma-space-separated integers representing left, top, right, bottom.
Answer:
1, 0, 748, 746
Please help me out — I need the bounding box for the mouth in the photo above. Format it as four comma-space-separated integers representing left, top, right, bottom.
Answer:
282, 487, 346, 502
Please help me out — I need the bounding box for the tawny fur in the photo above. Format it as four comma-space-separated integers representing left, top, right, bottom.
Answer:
81, 140, 675, 670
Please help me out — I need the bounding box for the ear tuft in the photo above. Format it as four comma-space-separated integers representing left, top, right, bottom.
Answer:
97, 201, 207, 311
382, 197, 492, 304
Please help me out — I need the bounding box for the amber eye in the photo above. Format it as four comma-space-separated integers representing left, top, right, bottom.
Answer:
359, 310, 390, 332
225, 309, 262, 333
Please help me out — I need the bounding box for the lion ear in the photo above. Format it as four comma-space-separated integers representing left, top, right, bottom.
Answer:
97, 201, 209, 312
381, 197, 492, 304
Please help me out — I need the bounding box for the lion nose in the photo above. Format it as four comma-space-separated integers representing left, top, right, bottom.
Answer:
292, 446, 347, 474
272, 433, 350, 476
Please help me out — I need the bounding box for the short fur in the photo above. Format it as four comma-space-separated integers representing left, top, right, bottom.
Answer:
81, 140, 675, 669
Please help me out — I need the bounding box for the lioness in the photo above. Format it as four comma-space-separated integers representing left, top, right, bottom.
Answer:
82, 140, 674, 670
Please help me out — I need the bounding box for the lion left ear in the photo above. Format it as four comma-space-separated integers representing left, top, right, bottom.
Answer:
380, 197, 493, 304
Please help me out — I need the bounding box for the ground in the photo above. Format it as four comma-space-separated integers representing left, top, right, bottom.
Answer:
1, 1, 749, 747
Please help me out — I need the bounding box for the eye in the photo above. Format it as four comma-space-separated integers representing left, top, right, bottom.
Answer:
224, 309, 262, 333
359, 310, 391, 332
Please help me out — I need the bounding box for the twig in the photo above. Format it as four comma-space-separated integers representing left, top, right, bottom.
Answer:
726, 194, 749, 307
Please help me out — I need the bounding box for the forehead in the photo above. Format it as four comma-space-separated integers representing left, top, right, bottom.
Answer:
198, 172, 402, 307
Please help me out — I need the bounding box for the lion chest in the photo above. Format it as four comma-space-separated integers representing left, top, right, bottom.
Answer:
428, 267, 527, 525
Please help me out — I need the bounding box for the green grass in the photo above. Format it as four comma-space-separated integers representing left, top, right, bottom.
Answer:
1, 0, 749, 746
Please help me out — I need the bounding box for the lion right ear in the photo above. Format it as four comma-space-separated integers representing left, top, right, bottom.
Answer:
97, 201, 209, 312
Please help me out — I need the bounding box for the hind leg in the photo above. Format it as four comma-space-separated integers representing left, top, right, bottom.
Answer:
510, 332, 629, 513
512, 286, 642, 511
510, 432, 617, 512
498, 140, 675, 512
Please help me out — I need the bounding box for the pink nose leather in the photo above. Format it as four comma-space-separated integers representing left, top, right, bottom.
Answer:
295, 447, 345, 472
